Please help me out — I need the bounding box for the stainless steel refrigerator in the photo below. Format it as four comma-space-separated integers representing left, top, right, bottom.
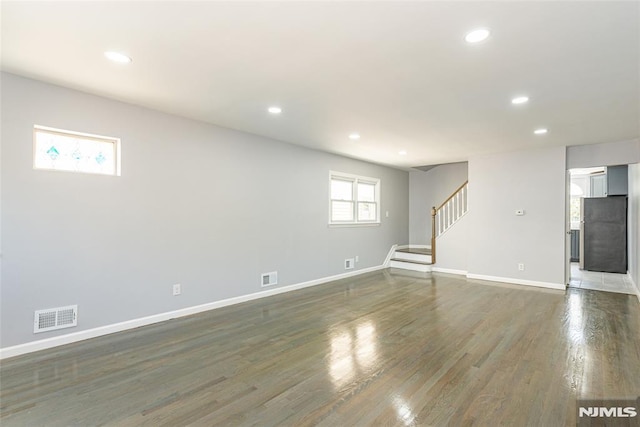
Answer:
579, 196, 627, 273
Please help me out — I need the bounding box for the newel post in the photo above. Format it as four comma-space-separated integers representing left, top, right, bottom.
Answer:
431, 206, 437, 264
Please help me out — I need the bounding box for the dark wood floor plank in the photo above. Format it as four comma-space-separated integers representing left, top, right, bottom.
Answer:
1, 270, 639, 426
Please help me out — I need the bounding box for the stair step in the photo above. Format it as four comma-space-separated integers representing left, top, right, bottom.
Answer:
389, 258, 433, 272
392, 251, 432, 264
395, 247, 432, 255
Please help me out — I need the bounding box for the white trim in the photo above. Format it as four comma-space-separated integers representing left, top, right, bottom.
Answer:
34, 124, 118, 144
0, 265, 385, 360
389, 260, 432, 272
628, 271, 640, 303
329, 170, 381, 225
393, 252, 431, 263
384, 244, 398, 267
33, 125, 121, 176
466, 274, 566, 290
436, 210, 468, 238
329, 170, 380, 183
328, 223, 380, 228
432, 267, 468, 276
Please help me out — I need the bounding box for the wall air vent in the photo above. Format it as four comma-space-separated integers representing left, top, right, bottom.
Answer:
34, 305, 77, 333
261, 271, 278, 287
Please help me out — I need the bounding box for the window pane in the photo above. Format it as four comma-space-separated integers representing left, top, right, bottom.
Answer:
331, 179, 353, 200
332, 201, 354, 221
570, 183, 584, 196
358, 202, 377, 221
570, 197, 581, 223
34, 128, 118, 176
329, 172, 380, 225
358, 182, 376, 202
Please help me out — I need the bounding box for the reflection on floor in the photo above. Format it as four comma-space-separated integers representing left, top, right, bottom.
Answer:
569, 262, 636, 295
2, 270, 639, 426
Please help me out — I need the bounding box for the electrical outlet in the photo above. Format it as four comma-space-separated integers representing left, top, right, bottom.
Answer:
345, 258, 354, 270
355, 256, 359, 262
518, 263, 525, 271
173, 283, 181, 295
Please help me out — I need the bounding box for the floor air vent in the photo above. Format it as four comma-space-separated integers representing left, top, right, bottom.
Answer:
261, 271, 278, 287
34, 305, 77, 333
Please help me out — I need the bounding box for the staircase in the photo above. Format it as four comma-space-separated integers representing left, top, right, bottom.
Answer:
390, 247, 433, 272
391, 180, 468, 272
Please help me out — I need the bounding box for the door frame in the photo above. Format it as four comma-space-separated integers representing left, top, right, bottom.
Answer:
565, 170, 571, 286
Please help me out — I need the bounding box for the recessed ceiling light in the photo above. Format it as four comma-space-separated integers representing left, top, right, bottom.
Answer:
399, 150, 407, 155
534, 128, 548, 135
465, 28, 490, 44
349, 133, 361, 140
104, 51, 132, 63
511, 96, 529, 105
268, 106, 282, 114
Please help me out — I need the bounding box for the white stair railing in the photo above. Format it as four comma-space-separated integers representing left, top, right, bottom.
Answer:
430, 181, 468, 263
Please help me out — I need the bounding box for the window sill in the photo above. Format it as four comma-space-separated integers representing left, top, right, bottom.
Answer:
328, 222, 381, 228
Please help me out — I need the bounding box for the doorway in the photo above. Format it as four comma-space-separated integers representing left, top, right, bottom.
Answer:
566, 166, 633, 294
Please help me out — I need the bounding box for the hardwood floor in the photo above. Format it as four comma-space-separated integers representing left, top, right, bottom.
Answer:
1, 270, 639, 426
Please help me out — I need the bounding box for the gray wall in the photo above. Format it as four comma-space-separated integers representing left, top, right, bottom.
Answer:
629, 163, 640, 293
467, 146, 567, 285
410, 149, 567, 285
567, 139, 640, 169
433, 214, 470, 273
409, 162, 468, 245
0, 73, 409, 348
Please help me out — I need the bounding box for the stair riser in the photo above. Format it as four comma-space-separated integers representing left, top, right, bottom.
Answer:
390, 260, 432, 272
393, 252, 432, 264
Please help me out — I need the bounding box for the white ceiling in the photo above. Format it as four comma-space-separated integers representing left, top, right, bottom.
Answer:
2, 1, 638, 169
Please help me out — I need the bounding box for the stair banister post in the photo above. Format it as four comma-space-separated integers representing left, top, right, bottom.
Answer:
431, 206, 437, 264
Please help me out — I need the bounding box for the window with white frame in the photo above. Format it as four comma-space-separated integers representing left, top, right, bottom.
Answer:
33, 125, 121, 176
329, 171, 380, 225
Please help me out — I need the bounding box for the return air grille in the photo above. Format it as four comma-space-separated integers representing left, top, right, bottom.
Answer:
34, 305, 77, 333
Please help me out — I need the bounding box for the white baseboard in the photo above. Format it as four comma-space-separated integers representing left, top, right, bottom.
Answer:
384, 244, 398, 267
466, 273, 565, 291
432, 267, 467, 276
431, 269, 563, 290
0, 265, 385, 360
389, 260, 432, 272
628, 271, 640, 303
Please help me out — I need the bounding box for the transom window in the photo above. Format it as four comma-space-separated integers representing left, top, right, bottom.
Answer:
33, 125, 121, 176
329, 171, 380, 225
